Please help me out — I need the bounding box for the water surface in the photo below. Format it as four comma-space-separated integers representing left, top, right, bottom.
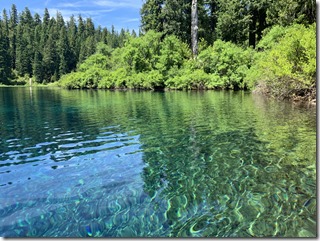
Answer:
0, 87, 316, 237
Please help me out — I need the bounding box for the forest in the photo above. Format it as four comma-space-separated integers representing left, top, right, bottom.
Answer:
0, 0, 316, 101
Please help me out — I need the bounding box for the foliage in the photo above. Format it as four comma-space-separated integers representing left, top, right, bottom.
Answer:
59, 32, 191, 90
0, 17, 11, 84
58, 22, 315, 100
141, 0, 315, 49
197, 40, 253, 89
0, 2, 316, 101
140, 0, 164, 33
245, 24, 316, 99
0, 5, 136, 85
266, 0, 316, 27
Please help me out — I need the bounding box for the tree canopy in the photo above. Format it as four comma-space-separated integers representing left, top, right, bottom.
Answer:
0, 1, 316, 100
0, 5, 135, 84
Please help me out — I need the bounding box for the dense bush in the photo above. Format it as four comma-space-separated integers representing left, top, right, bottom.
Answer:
197, 40, 253, 89
245, 24, 316, 99
58, 24, 316, 100
59, 31, 191, 90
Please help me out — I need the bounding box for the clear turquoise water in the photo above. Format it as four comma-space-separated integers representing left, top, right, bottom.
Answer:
0, 87, 316, 237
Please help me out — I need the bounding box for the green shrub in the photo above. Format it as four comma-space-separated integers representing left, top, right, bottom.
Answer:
58, 24, 315, 97
59, 31, 191, 90
197, 40, 253, 89
246, 24, 316, 99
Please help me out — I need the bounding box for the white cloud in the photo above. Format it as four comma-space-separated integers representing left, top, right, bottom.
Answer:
122, 18, 139, 23
57, 0, 142, 9
93, 0, 142, 9
32, 0, 142, 30
33, 7, 114, 21
45, 0, 51, 6
57, 1, 88, 8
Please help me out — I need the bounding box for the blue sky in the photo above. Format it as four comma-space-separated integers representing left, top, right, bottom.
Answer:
0, 0, 143, 32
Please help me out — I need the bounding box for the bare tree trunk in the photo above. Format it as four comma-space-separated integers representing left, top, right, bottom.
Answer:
191, 0, 198, 58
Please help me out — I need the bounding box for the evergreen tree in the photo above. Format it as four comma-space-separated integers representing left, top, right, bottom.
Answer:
42, 33, 57, 82
42, 8, 50, 38
215, 0, 250, 45
33, 49, 43, 83
17, 7, 34, 76
57, 26, 71, 76
34, 13, 41, 26
266, 0, 316, 26
79, 35, 96, 63
162, 0, 191, 43
9, 4, 18, 69
118, 28, 127, 47
16, 25, 32, 76
2, 9, 12, 68
20, 7, 34, 28
95, 25, 102, 43
101, 27, 108, 44
0, 6, 142, 83
106, 25, 119, 48
0, 19, 11, 84
140, 0, 164, 33
85, 18, 95, 37
2, 10, 9, 36
76, 15, 85, 62
67, 15, 78, 71
198, 0, 218, 44
32, 24, 43, 82
131, 29, 137, 38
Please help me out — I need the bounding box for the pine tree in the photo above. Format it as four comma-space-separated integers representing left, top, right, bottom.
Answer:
85, 18, 95, 37
32, 24, 43, 82
215, 0, 250, 45
95, 25, 102, 43
56, 12, 65, 30
118, 28, 127, 47
42, 33, 57, 82
34, 13, 41, 26
16, 7, 34, 76
101, 27, 108, 44
131, 29, 137, 38
33, 49, 43, 83
16, 25, 32, 76
266, 0, 315, 26
162, 0, 191, 43
57, 26, 71, 76
43, 8, 50, 26
140, 0, 164, 33
77, 15, 85, 62
79, 36, 96, 63
0, 20, 12, 84
106, 25, 119, 49
2, 9, 12, 68
2, 10, 9, 37
67, 15, 78, 71
9, 4, 18, 69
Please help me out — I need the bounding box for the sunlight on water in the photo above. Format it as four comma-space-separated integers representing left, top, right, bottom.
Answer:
0, 87, 316, 237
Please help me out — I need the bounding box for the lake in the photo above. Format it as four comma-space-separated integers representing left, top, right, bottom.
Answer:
0, 87, 316, 237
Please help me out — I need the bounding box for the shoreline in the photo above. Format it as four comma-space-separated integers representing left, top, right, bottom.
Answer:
0, 83, 316, 106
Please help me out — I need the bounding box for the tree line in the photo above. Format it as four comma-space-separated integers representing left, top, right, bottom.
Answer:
0, 1, 316, 100
0, 4, 137, 84
140, 0, 315, 48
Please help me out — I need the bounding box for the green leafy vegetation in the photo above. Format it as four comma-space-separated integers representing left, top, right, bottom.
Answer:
0, 0, 316, 101
0, 5, 135, 84
245, 24, 316, 100
58, 22, 315, 100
